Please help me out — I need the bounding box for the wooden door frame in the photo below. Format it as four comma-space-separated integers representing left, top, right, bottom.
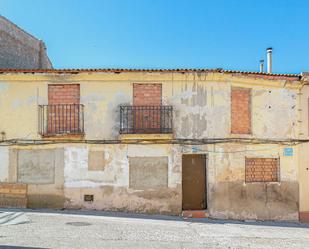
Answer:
181, 153, 208, 210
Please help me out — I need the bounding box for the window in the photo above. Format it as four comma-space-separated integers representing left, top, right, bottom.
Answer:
133, 83, 162, 106
245, 157, 279, 182
231, 87, 251, 134
39, 84, 84, 136
132, 84, 163, 133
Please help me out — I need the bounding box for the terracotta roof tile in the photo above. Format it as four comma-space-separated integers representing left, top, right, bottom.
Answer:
0, 68, 301, 80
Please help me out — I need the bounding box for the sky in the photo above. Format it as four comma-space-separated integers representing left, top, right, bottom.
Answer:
1, 0, 308, 73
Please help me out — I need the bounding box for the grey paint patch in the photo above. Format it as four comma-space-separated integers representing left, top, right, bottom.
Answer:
129, 157, 168, 190
17, 149, 55, 184
81, 93, 106, 102
191, 82, 207, 107
0, 83, 8, 92
11, 100, 21, 109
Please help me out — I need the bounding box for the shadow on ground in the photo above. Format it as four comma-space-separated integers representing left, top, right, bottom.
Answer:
0, 207, 308, 229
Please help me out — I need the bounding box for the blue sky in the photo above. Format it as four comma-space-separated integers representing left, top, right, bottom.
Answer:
1, 0, 308, 73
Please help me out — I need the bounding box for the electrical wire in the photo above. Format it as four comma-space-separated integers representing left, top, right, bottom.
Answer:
0, 137, 305, 146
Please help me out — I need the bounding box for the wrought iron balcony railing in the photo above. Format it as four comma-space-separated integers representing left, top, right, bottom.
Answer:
38, 104, 84, 136
120, 105, 173, 134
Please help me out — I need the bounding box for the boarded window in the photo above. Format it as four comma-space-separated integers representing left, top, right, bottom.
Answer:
129, 157, 168, 189
47, 84, 80, 134
231, 88, 251, 134
17, 149, 55, 184
245, 158, 279, 182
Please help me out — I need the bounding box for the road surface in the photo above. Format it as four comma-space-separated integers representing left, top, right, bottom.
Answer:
0, 209, 308, 249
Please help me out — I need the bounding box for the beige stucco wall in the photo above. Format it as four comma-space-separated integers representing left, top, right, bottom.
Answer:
63, 144, 181, 214
298, 83, 309, 217
0, 142, 299, 219
0, 72, 300, 140
0, 71, 302, 220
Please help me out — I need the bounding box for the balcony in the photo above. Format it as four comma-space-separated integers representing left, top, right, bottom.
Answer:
120, 105, 173, 134
38, 104, 84, 136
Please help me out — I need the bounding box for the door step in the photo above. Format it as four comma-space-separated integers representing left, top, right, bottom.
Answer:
182, 210, 209, 218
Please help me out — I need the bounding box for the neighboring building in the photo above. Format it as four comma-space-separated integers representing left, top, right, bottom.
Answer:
0, 16, 52, 69
0, 68, 307, 222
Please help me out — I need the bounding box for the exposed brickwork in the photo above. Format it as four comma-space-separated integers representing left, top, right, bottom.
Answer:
245, 158, 279, 182
48, 84, 80, 105
133, 84, 162, 132
47, 84, 81, 135
133, 83, 162, 106
231, 87, 251, 134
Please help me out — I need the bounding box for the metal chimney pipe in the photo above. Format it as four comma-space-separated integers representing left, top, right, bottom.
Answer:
259, 59, 264, 73
267, 47, 272, 74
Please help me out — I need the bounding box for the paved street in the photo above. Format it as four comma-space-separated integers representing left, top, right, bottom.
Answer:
0, 209, 308, 249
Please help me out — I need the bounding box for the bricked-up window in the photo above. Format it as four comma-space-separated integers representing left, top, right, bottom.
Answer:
48, 84, 80, 105
245, 158, 279, 183
231, 88, 251, 134
47, 84, 81, 134
133, 84, 162, 133
133, 83, 162, 106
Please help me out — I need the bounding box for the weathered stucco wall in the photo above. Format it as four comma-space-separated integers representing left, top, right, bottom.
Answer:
0, 142, 298, 219
298, 84, 309, 220
63, 144, 181, 214
8, 146, 64, 208
0, 71, 302, 220
0, 72, 300, 141
179, 143, 299, 221
172, 76, 298, 139
0, 80, 47, 140
0, 147, 9, 182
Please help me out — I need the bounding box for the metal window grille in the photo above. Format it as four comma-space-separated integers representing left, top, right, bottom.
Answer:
38, 104, 84, 136
120, 105, 173, 134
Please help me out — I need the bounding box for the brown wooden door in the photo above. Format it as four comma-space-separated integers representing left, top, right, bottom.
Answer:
182, 154, 206, 210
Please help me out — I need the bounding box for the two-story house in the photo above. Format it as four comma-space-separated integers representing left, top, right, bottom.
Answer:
0, 68, 306, 221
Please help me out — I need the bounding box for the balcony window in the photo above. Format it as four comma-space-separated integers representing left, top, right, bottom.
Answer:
38, 104, 84, 136
120, 105, 173, 134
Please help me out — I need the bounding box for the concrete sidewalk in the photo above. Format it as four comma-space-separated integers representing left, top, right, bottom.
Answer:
0, 208, 308, 249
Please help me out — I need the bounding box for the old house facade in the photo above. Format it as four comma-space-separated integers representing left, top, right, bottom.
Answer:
0, 68, 307, 222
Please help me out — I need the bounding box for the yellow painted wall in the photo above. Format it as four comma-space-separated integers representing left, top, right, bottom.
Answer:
0, 71, 304, 219
0, 72, 301, 140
